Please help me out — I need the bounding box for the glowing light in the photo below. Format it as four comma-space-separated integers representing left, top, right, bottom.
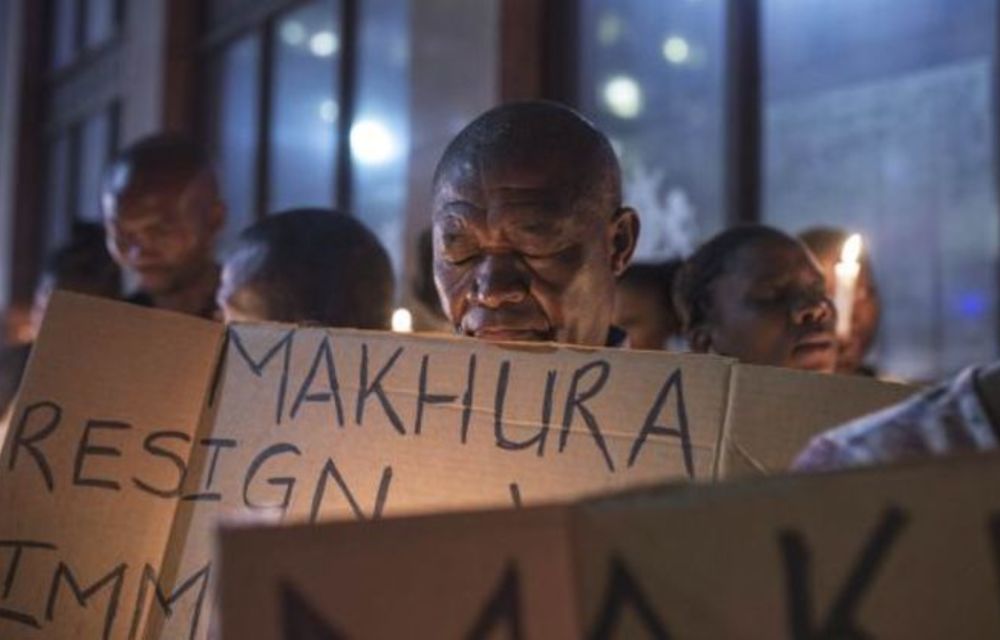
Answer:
841, 233, 863, 264
602, 75, 643, 119
662, 36, 690, 64
391, 308, 413, 333
279, 21, 307, 46
318, 99, 338, 123
597, 14, 623, 46
350, 119, 398, 166
309, 31, 339, 57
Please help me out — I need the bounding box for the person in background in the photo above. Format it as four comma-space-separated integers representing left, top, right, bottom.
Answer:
673, 225, 837, 373
613, 259, 684, 351
217, 208, 394, 329
410, 227, 451, 333
799, 226, 881, 376
431, 101, 640, 347
102, 133, 225, 319
793, 360, 999, 471
0, 222, 122, 439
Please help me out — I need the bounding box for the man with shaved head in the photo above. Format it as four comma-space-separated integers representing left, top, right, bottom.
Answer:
102, 133, 225, 318
432, 101, 640, 346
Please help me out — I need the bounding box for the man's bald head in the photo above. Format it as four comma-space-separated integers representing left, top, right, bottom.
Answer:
433, 101, 623, 219
432, 101, 639, 346
102, 133, 225, 297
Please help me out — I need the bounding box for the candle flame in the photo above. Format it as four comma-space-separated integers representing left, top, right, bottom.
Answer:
840, 233, 863, 264
391, 308, 413, 333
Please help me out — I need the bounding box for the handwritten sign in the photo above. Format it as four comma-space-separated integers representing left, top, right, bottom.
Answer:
0, 293, 913, 639
219, 452, 1000, 638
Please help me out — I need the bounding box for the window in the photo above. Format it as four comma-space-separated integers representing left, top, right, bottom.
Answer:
201, 0, 411, 269
574, 0, 726, 261
763, 0, 998, 379
41, 0, 123, 256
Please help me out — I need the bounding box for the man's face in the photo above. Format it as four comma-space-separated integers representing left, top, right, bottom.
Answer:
432, 153, 635, 346
812, 248, 881, 373
102, 168, 220, 295
699, 239, 838, 372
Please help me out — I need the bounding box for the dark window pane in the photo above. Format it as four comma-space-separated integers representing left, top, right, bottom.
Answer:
44, 135, 72, 254
84, 0, 116, 49
77, 109, 114, 222
352, 0, 410, 272
207, 0, 250, 27
50, 0, 79, 70
205, 34, 261, 249
268, 0, 340, 212
764, 0, 997, 379
576, 0, 725, 260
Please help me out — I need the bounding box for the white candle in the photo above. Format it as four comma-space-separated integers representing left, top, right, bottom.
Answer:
834, 234, 863, 338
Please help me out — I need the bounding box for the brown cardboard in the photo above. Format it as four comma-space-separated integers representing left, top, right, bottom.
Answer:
716, 363, 915, 478
218, 453, 1000, 639
0, 293, 916, 639
0, 292, 224, 640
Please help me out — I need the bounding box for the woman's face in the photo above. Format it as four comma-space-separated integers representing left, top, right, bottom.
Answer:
695, 238, 838, 373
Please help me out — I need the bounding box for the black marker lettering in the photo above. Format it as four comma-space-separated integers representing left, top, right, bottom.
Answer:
509, 483, 522, 508
7, 401, 62, 491
461, 355, 477, 444
46, 561, 127, 640
243, 443, 301, 512
628, 369, 694, 478
309, 459, 392, 522
73, 420, 131, 491
779, 506, 908, 640
464, 563, 524, 640
587, 555, 671, 639
559, 360, 614, 472
133, 431, 191, 498
355, 344, 405, 434
230, 327, 295, 425
183, 438, 237, 501
290, 337, 345, 428
0, 539, 57, 628
280, 582, 348, 639
128, 563, 211, 640
495, 364, 556, 456
414, 354, 459, 436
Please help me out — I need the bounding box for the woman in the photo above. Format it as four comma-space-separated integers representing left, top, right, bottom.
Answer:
674, 225, 837, 373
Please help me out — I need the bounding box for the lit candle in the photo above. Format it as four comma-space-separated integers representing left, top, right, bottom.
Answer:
391, 307, 413, 333
833, 234, 863, 338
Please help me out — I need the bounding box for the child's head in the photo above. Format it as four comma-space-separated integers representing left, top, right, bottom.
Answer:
218, 209, 394, 329
675, 225, 837, 372
614, 259, 683, 350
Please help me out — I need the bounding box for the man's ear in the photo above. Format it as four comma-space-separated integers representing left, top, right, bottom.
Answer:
609, 206, 640, 276
687, 326, 712, 354
208, 200, 227, 236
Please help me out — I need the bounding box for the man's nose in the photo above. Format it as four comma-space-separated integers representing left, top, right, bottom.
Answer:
791, 292, 834, 327
470, 254, 528, 308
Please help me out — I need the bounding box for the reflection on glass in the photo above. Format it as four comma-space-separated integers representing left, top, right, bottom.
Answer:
268, 0, 339, 213
77, 109, 115, 222
85, 0, 116, 49
764, 0, 997, 379
205, 35, 261, 249
577, 0, 725, 261
44, 136, 71, 254
50, 0, 78, 70
352, 0, 411, 274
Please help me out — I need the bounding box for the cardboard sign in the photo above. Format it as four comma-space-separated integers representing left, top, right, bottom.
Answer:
219, 453, 1000, 639
0, 293, 913, 639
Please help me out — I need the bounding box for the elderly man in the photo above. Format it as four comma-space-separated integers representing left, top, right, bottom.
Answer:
431, 101, 640, 346
102, 134, 225, 319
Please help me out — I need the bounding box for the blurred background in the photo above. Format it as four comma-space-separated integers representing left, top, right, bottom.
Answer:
0, 0, 996, 381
